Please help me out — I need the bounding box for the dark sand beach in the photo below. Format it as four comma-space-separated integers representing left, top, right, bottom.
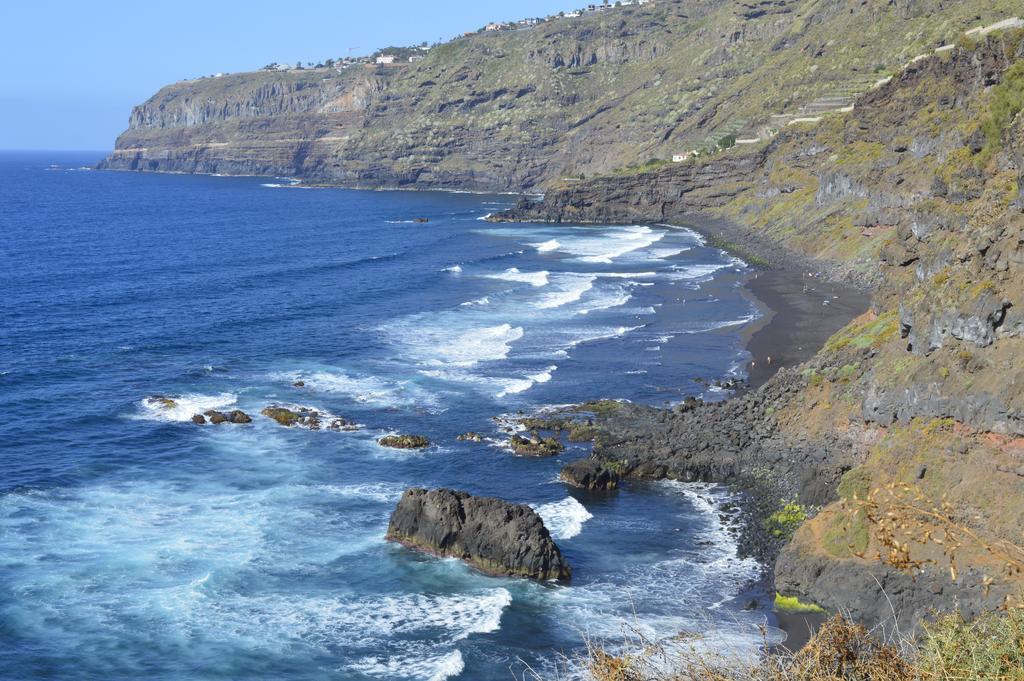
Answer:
742, 269, 872, 390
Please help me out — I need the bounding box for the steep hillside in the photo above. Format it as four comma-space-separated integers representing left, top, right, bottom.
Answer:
504, 30, 1024, 631
101, 0, 1019, 191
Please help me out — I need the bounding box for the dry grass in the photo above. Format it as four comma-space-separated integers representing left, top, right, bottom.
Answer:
575, 611, 1024, 681
845, 483, 1024, 611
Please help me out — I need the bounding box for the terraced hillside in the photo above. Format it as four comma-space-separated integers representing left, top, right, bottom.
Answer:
101, 0, 1020, 191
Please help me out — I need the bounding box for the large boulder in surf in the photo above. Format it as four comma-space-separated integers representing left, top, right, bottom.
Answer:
386, 488, 572, 582
560, 459, 620, 491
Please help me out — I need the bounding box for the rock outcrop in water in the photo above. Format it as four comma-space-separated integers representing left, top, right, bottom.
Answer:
261, 405, 356, 431
386, 488, 572, 581
509, 434, 564, 457
378, 434, 431, 449
559, 459, 621, 491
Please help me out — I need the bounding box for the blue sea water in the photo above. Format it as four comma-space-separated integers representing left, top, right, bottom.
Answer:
0, 151, 779, 680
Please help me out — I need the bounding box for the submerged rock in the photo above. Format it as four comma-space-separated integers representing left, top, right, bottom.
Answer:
560, 459, 620, 491
148, 395, 178, 410
386, 488, 571, 581
293, 380, 306, 388
509, 434, 564, 457
378, 434, 431, 449
457, 432, 484, 442
328, 418, 359, 431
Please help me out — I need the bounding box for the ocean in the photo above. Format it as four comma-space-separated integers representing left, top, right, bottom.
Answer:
0, 151, 780, 680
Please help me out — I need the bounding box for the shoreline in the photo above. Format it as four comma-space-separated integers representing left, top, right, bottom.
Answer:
740, 269, 872, 390
652, 217, 872, 649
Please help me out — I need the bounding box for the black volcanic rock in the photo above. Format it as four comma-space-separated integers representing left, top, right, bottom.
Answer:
560, 459, 620, 491
386, 488, 571, 581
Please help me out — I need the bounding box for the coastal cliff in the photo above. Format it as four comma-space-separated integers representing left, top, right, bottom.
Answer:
508, 33, 1024, 633
100, 0, 1020, 192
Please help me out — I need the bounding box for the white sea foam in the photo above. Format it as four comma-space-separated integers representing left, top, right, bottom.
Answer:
422, 365, 556, 398
316, 482, 406, 503
429, 651, 466, 680
437, 323, 524, 366
595, 271, 659, 279
136, 393, 237, 422
260, 179, 301, 188
537, 481, 775, 676
484, 267, 549, 287
352, 649, 465, 681
657, 481, 763, 598
665, 263, 733, 281
560, 225, 666, 264
459, 295, 490, 307
275, 370, 437, 410
566, 325, 645, 349
495, 366, 557, 397
677, 311, 760, 334
577, 285, 632, 315
442, 264, 462, 273
397, 323, 524, 368
533, 497, 593, 540
535, 274, 596, 309
532, 238, 561, 252
651, 246, 692, 259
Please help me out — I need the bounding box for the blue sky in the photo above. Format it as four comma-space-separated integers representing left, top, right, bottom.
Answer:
0, 0, 572, 150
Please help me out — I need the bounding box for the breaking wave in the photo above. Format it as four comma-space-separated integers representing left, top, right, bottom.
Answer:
534, 497, 593, 540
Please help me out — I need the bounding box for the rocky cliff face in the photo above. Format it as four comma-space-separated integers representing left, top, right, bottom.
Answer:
101, 0, 1020, 191
519, 33, 1024, 633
